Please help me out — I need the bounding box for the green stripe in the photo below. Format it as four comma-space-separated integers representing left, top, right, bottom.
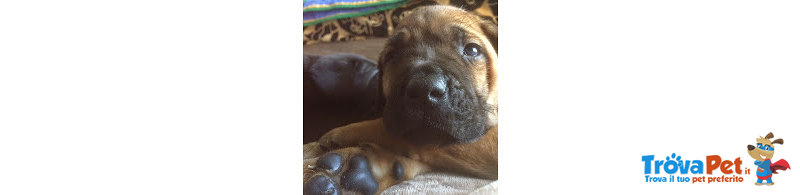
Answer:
303, 1, 405, 26
303, 0, 408, 12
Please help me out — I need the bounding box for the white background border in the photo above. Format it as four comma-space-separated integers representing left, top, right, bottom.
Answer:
1, 0, 798, 194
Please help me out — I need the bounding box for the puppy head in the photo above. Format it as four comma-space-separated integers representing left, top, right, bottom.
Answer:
377, 5, 498, 146
747, 132, 783, 161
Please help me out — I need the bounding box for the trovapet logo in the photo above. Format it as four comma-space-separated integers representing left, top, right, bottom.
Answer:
745, 132, 791, 186
641, 132, 792, 185
642, 153, 746, 183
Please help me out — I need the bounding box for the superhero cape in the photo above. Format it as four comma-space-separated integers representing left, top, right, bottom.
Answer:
770, 159, 791, 174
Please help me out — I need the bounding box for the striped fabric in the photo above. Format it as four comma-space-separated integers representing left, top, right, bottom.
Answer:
303, 0, 410, 26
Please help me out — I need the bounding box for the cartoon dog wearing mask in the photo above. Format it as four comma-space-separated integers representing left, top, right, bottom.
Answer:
747, 132, 791, 185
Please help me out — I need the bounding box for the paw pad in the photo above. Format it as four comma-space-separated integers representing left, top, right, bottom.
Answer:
305, 153, 379, 195
341, 155, 378, 195
304, 175, 339, 195
316, 153, 343, 173
393, 161, 404, 180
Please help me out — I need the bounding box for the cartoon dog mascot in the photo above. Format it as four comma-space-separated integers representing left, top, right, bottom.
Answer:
747, 132, 791, 185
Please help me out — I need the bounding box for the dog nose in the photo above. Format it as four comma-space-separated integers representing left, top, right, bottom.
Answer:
405, 67, 447, 103
747, 145, 755, 151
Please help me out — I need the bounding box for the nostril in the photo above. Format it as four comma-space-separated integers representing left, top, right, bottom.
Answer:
405, 80, 447, 102
404, 70, 448, 103
429, 88, 445, 99
428, 75, 447, 101
428, 80, 446, 100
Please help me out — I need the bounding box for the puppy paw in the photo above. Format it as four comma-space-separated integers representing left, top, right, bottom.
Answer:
303, 144, 424, 195
316, 129, 343, 151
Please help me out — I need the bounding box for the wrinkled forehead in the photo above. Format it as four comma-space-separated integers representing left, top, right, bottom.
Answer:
389, 6, 483, 45
398, 6, 475, 26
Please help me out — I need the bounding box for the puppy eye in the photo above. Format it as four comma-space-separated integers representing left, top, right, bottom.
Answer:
463, 43, 482, 57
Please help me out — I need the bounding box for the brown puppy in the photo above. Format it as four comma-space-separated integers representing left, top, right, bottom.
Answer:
304, 5, 498, 195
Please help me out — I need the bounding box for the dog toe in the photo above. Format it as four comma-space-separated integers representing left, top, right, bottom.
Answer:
305, 152, 378, 195
340, 155, 378, 195
316, 153, 343, 173
304, 175, 339, 195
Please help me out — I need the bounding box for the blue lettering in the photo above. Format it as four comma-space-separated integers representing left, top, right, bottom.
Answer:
642, 155, 654, 174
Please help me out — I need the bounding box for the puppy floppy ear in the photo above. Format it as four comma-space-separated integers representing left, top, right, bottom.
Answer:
480, 19, 498, 54
374, 47, 391, 113
772, 138, 784, 145
765, 132, 775, 139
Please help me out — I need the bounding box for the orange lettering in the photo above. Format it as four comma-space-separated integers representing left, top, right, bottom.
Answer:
706, 155, 721, 174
